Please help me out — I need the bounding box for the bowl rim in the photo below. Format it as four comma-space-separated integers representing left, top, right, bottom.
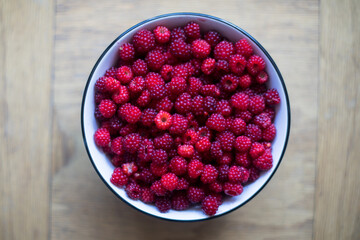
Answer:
81, 12, 291, 222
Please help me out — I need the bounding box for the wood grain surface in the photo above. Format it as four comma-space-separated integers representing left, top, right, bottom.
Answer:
0, 0, 359, 239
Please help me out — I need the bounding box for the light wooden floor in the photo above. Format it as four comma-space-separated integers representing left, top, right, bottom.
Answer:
0, 0, 359, 239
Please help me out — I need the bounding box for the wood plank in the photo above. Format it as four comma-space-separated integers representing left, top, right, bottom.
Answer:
0, 0, 54, 239
51, 0, 318, 239
314, 0, 360, 239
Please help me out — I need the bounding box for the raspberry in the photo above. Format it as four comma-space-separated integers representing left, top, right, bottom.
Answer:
149, 84, 166, 100
203, 96, 217, 113
253, 112, 271, 129
145, 49, 165, 71
201, 196, 219, 216
249, 95, 265, 114
122, 162, 138, 176
171, 192, 190, 211
220, 74, 239, 92
161, 173, 179, 191
200, 85, 220, 98
104, 67, 118, 78
169, 114, 188, 135
128, 76, 145, 94
132, 59, 148, 76
110, 168, 128, 187
104, 77, 120, 92
230, 166, 249, 183
155, 197, 171, 213
170, 38, 191, 60
223, 182, 243, 196
191, 39, 211, 58
111, 137, 124, 155
249, 142, 265, 159
121, 104, 141, 124
231, 92, 249, 111
151, 180, 167, 196
116, 66, 133, 84
210, 141, 223, 159
191, 95, 204, 115
184, 21, 200, 39
234, 136, 251, 152
154, 110, 172, 130
156, 96, 173, 112
111, 155, 125, 167
112, 85, 129, 105
176, 178, 189, 190
160, 64, 173, 81
125, 182, 142, 200
118, 43, 135, 61
153, 25, 170, 44
152, 149, 168, 165
175, 93, 192, 114
248, 166, 260, 182
99, 99, 117, 118
136, 90, 151, 107
190, 59, 202, 76
154, 133, 174, 150
172, 64, 189, 79
170, 27, 186, 41
187, 186, 205, 203
133, 29, 155, 53
229, 54, 247, 75
150, 162, 168, 177
183, 129, 199, 145
188, 159, 204, 179
256, 71, 268, 84
235, 38, 253, 57
95, 77, 107, 93
245, 124, 262, 142
187, 77, 201, 97
107, 117, 123, 135
218, 131, 235, 151
238, 74, 252, 89
204, 31, 221, 47
264, 88, 281, 105
200, 165, 218, 184
95, 92, 110, 105
214, 41, 234, 61
201, 58, 216, 75
247, 55, 266, 75
195, 137, 211, 153
253, 149, 273, 170
262, 124, 276, 141
235, 110, 253, 123
169, 77, 187, 95
218, 164, 230, 182
123, 133, 141, 153
137, 138, 154, 162
178, 145, 195, 158
206, 113, 226, 132
141, 188, 155, 203
229, 118, 246, 135
119, 123, 137, 136
169, 156, 187, 176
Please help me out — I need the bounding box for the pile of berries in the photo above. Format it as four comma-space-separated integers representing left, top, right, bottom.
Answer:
93, 22, 281, 216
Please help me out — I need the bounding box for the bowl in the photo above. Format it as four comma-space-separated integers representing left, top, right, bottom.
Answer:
81, 12, 290, 221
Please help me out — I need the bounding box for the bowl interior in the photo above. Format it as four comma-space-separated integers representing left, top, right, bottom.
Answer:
82, 13, 290, 221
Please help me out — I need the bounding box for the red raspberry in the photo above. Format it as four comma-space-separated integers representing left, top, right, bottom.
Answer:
118, 43, 135, 61
264, 88, 281, 105
247, 55, 266, 75
104, 77, 120, 92
145, 49, 165, 71
140, 108, 156, 128
151, 180, 167, 196
210, 141, 223, 159
201, 196, 219, 216
112, 85, 129, 105
229, 54, 247, 75
111, 155, 124, 167
132, 59, 148, 76
128, 76, 145, 94
104, 67, 118, 78
160, 64, 173, 81
236, 152, 251, 167
136, 90, 151, 107
206, 113, 226, 132
256, 71, 268, 84
217, 152, 233, 165
154, 133, 174, 150
238, 74, 252, 89
152, 149, 168, 165
154, 110, 172, 130
183, 129, 200, 145
218, 131, 235, 151
95, 92, 110, 105
107, 117, 124, 135
176, 178, 189, 190
262, 124, 276, 141
121, 104, 141, 124
253, 149, 273, 170
132, 29, 155, 53
178, 145, 195, 158
234, 136, 251, 152
230, 118, 246, 135
155, 197, 171, 213
169, 77, 187, 95
123, 133, 141, 154
253, 112, 272, 129
170, 38, 191, 60
220, 74, 239, 92
191, 95, 204, 115
184, 21, 200, 39
201, 58, 216, 75
170, 27, 186, 41
187, 77, 201, 97
195, 137, 211, 153
99, 99, 117, 118
217, 164, 230, 182
188, 159, 204, 179
121, 162, 138, 176
200, 165, 218, 184
150, 162, 168, 177
95, 77, 107, 93
111, 137, 124, 155
110, 168, 128, 187
153, 25, 170, 44
191, 39, 211, 58
175, 93, 192, 114
249, 142, 265, 159
137, 138, 154, 162
156, 96, 173, 112
235, 38, 253, 57
235, 110, 253, 123
171, 192, 190, 211
214, 59, 230, 76
119, 123, 137, 136
248, 166, 260, 182
228, 166, 247, 184
245, 124, 262, 142
141, 188, 155, 203
187, 186, 205, 203
149, 84, 166, 100
169, 114, 188, 135
231, 92, 249, 111
204, 31, 221, 47
223, 182, 243, 196
203, 96, 217, 113
249, 95, 265, 114
116, 66, 133, 84
190, 59, 202, 76
200, 85, 220, 98
169, 156, 187, 176
214, 41, 234, 60
172, 64, 189, 79
161, 173, 179, 191
208, 181, 222, 193
125, 182, 142, 200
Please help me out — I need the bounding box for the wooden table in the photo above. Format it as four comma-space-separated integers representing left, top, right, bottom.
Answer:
1, 0, 359, 239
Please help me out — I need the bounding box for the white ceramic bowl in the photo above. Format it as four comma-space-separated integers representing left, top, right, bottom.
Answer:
81, 13, 290, 221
